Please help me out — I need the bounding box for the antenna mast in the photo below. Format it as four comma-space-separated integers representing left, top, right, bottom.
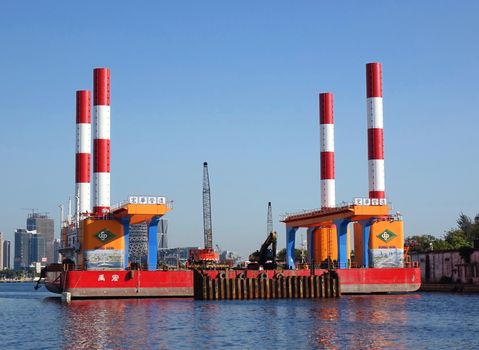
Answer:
59, 204, 64, 228
68, 196, 72, 224
267, 202, 273, 234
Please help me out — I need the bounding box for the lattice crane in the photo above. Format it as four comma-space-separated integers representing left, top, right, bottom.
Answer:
203, 162, 213, 249
188, 162, 219, 266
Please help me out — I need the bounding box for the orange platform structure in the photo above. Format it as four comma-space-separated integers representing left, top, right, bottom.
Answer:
72, 196, 171, 271
281, 62, 407, 270
282, 202, 404, 269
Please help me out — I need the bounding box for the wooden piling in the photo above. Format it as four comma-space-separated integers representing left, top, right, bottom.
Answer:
193, 270, 340, 301
310, 276, 315, 298
265, 278, 270, 299
229, 278, 235, 300
324, 274, 330, 298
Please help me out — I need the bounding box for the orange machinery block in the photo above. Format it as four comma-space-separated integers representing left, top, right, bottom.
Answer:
369, 220, 404, 250
77, 218, 125, 268
353, 223, 363, 267
311, 226, 339, 263
80, 218, 125, 251
353, 220, 404, 267
190, 248, 219, 262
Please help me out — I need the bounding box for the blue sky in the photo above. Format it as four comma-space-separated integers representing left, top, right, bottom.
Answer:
0, 1, 478, 257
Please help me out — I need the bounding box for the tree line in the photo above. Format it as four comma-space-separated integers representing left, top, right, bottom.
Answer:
406, 213, 479, 252
0, 268, 35, 280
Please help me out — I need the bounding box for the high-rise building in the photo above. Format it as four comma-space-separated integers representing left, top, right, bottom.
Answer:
3, 240, 11, 269
0, 232, 4, 270
158, 219, 168, 249
29, 233, 47, 264
26, 213, 54, 264
14, 229, 31, 270
53, 239, 61, 264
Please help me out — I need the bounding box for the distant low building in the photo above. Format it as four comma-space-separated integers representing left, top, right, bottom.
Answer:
158, 247, 198, 267
219, 250, 242, 266
411, 248, 479, 284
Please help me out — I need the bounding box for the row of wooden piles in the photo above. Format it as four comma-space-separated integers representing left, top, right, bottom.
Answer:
193, 270, 340, 300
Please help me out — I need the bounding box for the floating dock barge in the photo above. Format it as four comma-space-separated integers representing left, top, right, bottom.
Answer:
43, 265, 419, 299
42, 62, 420, 301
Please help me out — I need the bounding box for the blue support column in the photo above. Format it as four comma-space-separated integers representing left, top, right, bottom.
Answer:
360, 220, 373, 268
307, 227, 316, 266
121, 217, 131, 270
286, 226, 298, 269
147, 217, 160, 271
334, 219, 350, 269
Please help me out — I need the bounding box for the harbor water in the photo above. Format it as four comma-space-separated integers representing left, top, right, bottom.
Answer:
1, 283, 478, 349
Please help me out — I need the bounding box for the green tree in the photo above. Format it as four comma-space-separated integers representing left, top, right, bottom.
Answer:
459, 246, 475, 263
407, 212, 479, 253
406, 235, 450, 252
444, 212, 479, 246
0, 269, 22, 280
444, 229, 471, 249
277, 248, 305, 262
456, 212, 479, 242
457, 212, 472, 232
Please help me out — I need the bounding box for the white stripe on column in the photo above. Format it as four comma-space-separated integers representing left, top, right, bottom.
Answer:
76, 183, 91, 214
367, 97, 384, 129
320, 124, 335, 152
368, 159, 385, 192
76, 124, 91, 153
94, 173, 111, 207
94, 106, 111, 139
321, 179, 336, 208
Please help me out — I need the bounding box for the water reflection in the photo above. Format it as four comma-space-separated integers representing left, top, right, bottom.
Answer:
306, 294, 421, 349
56, 294, 423, 349
4, 284, 479, 349
61, 299, 196, 349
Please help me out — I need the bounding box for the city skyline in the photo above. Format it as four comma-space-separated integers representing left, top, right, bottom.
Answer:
1, 2, 479, 257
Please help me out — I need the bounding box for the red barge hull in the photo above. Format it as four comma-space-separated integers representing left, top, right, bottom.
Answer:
336, 268, 420, 293
44, 268, 420, 298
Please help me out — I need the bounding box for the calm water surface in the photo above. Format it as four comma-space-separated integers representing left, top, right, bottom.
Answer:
0, 283, 478, 349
